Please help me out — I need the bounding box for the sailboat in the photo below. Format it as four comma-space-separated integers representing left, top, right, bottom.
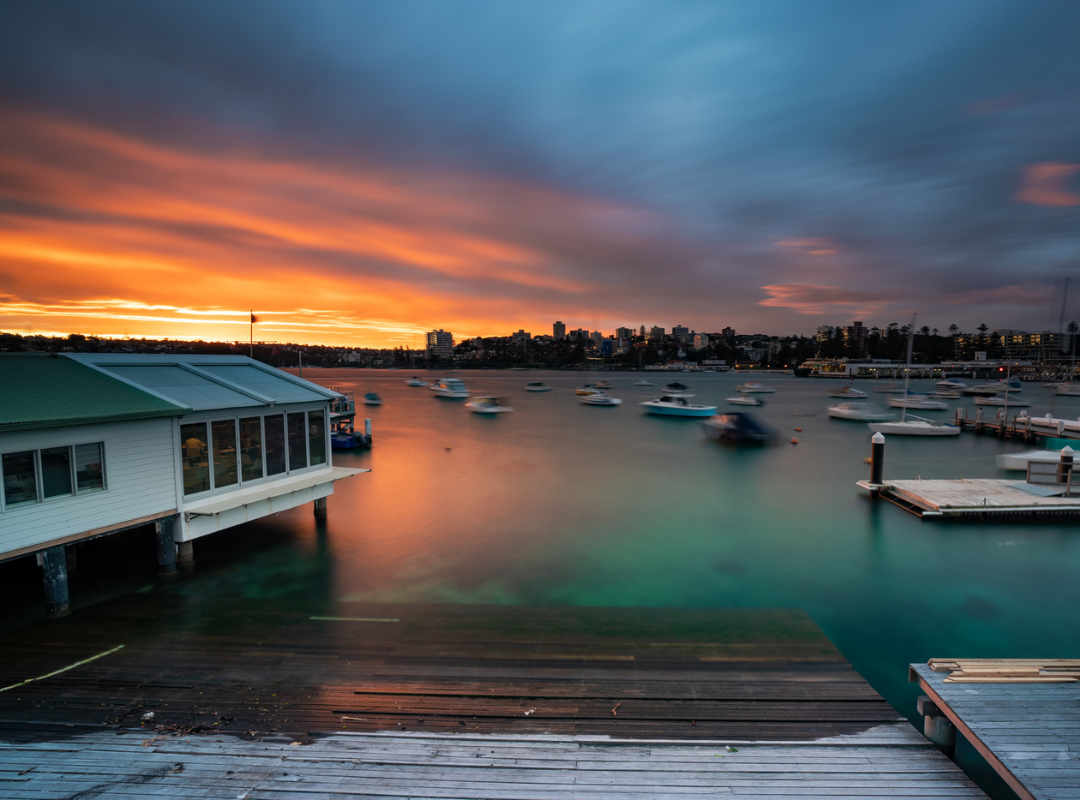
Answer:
867, 314, 960, 436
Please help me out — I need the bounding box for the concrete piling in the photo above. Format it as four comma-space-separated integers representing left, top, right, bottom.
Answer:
40, 546, 70, 617
155, 514, 179, 576
314, 496, 328, 519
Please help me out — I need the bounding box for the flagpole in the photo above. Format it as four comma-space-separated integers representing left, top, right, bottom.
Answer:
250, 310, 253, 358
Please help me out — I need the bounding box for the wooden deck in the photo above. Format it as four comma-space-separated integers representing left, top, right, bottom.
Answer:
0, 598, 987, 797
858, 479, 1080, 519
911, 662, 1080, 800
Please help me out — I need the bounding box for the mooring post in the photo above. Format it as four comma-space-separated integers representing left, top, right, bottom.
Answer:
975, 407, 983, 431
870, 432, 885, 485
1057, 445, 1074, 485
155, 514, 179, 576
365, 417, 372, 439
918, 696, 956, 756
39, 545, 70, 617
314, 496, 328, 519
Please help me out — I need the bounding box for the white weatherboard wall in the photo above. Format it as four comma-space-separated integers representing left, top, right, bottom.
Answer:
0, 417, 177, 558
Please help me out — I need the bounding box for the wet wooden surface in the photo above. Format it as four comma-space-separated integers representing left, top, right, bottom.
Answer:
0, 600, 989, 798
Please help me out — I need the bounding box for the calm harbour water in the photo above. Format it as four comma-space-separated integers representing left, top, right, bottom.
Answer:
198, 369, 1080, 713
11, 368, 1078, 795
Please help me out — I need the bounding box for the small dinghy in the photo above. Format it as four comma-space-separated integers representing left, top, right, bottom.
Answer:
466, 396, 513, 414
363, 391, 383, 406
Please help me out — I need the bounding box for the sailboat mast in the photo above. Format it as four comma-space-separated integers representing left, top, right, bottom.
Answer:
901, 313, 917, 424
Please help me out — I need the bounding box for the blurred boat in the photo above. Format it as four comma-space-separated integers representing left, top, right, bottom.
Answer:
961, 384, 1005, 396
633, 379, 654, 386
933, 389, 960, 399
576, 385, 601, 395
664, 381, 689, 392
997, 441, 1074, 471
867, 417, 961, 436
525, 381, 553, 392
466, 396, 513, 414
580, 392, 621, 406
974, 395, 1031, 407
936, 379, 968, 389
363, 391, 383, 406
887, 393, 947, 410
430, 377, 470, 398
405, 377, 427, 386
735, 382, 774, 393
829, 386, 867, 398
640, 392, 717, 417
726, 395, 763, 406
1056, 385, 1080, 396
873, 383, 904, 394
701, 412, 777, 443
827, 402, 894, 421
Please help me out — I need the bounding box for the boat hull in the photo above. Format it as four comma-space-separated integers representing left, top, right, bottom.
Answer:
525, 387, 553, 392
867, 421, 961, 436
641, 402, 717, 417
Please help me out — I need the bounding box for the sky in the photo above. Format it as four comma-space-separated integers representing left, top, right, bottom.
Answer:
1, 1, 1079, 347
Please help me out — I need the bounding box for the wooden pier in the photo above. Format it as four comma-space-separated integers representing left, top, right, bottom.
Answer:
858, 478, 1080, 519
953, 407, 1080, 443
911, 660, 1080, 800
0, 597, 987, 798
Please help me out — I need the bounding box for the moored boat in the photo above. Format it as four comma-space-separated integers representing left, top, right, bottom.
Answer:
829, 386, 867, 399
363, 391, 383, 406
867, 417, 961, 436
726, 395, 763, 406
735, 382, 774, 393
700, 412, 777, 443
466, 396, 513, 414
640, 392, 717, 417
827, 402, 894, 421
633, 379, 653, 386
973, 395, 1031, 407
580, 392, 621, 406
936, 378, 968, 389
887, 394, 948, 410
525, 381, 553, 392
430, 377, 470, 398
933, 389, 960, 399
406, 377, 427, 386
961, 384, 1005, 396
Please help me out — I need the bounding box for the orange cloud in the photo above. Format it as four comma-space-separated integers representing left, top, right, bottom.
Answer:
774, 238, 838, 256
1015, 162, 1080, 207
0, 111, 685, 346
758, 284, 886, 316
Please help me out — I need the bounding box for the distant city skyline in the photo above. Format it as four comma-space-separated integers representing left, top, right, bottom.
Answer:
1, 2, 1077, 347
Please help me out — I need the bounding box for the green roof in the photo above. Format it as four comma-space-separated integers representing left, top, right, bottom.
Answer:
0, 354, 189, 432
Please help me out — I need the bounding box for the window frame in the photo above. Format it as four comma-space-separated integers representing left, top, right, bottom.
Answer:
0, 440, 108, 512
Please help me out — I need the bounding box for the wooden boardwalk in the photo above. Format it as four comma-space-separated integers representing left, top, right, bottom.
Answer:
858, 479, 1080, 519
911, 662, 1080, 800
0, 598, 987, 797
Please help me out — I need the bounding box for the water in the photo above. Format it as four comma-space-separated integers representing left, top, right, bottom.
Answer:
9, 368, 1080, 796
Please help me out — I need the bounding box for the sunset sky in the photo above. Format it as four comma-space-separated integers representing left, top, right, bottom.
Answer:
2, 1, 1079, 347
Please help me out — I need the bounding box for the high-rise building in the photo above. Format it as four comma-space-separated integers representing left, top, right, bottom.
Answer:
615, 327, 633, 340
426, 329, 454, 360
693, 333, 710, 350
553, 321, 566, 340
843, 321, 868, 355
511, 330, 531, 346
721, 327, 735, 339
672, 325, 689, 343
590, 331, 604, 346
649, 326, 664, 342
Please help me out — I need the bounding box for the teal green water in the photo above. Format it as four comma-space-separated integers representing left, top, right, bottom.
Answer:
186, 370, 1079, 735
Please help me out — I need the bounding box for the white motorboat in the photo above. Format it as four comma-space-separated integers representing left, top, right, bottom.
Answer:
829, 386, 867, 399
430, 377, 470, 399
576, 385, 601, 396
735, 382, 775, 393
640, 392, 717, 417
936, 378, 968, 389
1020, 413, 1080, 433
974, 395, 1031, 407
633, 379, 654, 386
466, 396, 513, 414
933, 389, 960, 399
525, 381, 553, 392
827, 402, 894, 422
868, 417, 961, 436
405, 377, 428, 387
1056, 385, 1080, 396
726, 395, 763, 406
887, 394, 948, 410
580, 392, 621, 406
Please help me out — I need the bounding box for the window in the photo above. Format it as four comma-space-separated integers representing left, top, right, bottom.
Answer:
40, 447, 73, 498
308, 410, 326, 467
2, 451, 37, 506
1, 442, 106, 508
287, 413, 307, 471
180, 422, 210, 495
74, 443, 105, 493
265, 414, 286, 476
211, 420, 238, 489
239, 417, 263, 482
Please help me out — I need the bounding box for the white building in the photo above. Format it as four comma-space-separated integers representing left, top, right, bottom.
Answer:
0, 354, 364, 615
